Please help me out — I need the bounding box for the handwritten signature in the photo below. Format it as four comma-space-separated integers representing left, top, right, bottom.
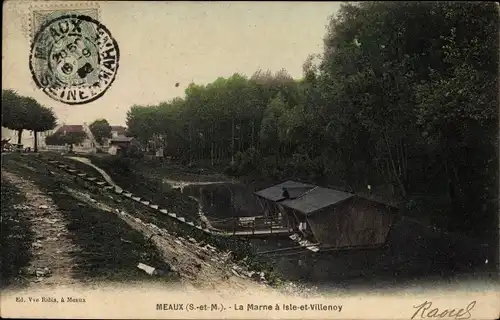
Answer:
411, 301, 476, 320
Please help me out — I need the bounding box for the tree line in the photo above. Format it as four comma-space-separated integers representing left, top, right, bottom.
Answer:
1, 90, 57, 152
43, 118, 114, 152
1, 90, 116, 152
124, 2, 498, 238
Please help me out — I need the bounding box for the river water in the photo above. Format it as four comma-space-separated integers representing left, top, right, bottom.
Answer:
164, 179, 493, 290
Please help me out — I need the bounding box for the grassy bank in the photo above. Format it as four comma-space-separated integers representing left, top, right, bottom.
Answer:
2, 154, 174, 284
33, 153, 282, 285
0, 178, 35, 288
49, 154, 200, 222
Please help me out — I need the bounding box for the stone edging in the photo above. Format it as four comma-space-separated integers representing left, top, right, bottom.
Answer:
47, 159, 221, 235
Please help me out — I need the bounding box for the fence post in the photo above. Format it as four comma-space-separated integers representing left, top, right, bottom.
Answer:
252, 219, 255, 235
233, 217, 236, 236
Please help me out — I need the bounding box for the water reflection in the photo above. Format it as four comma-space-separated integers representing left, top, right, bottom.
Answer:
173, 181, 262, 219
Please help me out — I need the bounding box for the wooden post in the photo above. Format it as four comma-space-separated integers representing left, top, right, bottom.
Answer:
252, 219, 255, 235
233, 217, 236, 236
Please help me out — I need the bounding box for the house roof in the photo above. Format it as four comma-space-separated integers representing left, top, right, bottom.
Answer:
281, 187, 354, 215
111, 126, 127, 133
255, 180, 401, 215
254, 180, 316, 202
56, 125, 85, 134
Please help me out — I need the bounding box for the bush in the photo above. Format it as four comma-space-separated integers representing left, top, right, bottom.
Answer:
123, 143, 144, 160
105, 156, 134, 174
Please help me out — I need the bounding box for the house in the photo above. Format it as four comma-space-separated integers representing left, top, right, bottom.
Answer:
101, 125, 127, 147
108, 135, 135, 155
254, 180, 316, 218
110, 126, 127, 138
45, 123, 96, 153
254, 180, 397, 250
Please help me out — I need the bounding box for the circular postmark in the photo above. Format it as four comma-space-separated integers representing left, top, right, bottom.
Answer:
29, 14, 119, 105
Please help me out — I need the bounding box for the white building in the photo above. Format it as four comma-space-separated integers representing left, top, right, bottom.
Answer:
102, 125, 127, 147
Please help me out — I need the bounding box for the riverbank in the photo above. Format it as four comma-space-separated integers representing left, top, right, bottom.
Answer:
1, 154, 174, 288
42, 153, 201, 222
34, 153, 497, 286
3, 153, 321, 295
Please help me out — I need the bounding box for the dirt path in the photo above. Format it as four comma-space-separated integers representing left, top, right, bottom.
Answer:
63, 186, 281, 294
2, 170, 81, 286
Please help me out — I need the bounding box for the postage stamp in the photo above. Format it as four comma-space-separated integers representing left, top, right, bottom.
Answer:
28, 4, 119, 105
30, 2, 100, 40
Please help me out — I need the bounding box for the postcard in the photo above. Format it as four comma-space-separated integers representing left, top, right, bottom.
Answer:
1, 1, 499, 319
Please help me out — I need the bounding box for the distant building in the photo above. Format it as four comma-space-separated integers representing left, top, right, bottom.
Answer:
110, 125, 127, 138
102, 125, 127, 147
254, 180, 397, 250
108, 135, 135, 155
45, 123, 96, 153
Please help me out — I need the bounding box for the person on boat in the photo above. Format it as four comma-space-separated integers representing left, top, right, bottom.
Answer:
282, 186, 290, 199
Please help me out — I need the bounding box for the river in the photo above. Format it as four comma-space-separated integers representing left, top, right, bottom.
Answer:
163, 179, 493, 291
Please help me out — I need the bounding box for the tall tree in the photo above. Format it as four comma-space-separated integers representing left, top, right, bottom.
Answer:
259, 93, 287, 165
318, 1, 498, 236
89, 118, 112, 146
1, 90, 29, 148
23, 97, 57, 152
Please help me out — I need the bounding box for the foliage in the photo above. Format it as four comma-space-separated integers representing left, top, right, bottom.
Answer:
45, 131, 87, 151
2, 90, 57, 149
2, 90, 27, 132
122, 142, 144, 159
123, 2, 498, 240
89, 119, 112, 145
23, 97, 57, 152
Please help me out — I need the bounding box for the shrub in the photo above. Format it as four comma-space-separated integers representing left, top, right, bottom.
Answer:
123, 143, 144, 160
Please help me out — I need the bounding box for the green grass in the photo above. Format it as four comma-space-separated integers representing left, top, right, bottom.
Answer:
0, 178, 35, 288
18, 154, 286, 286
43, 153, 201, 222
2, 155, 176, 284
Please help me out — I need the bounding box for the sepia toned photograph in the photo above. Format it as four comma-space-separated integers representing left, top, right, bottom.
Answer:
1, 1, 499, 319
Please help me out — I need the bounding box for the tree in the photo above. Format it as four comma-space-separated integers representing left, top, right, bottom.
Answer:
317, 1, 498, 236
2, 91, 57, 152
126, 105, 161, 146
45, 132, 64, 146
1, 89, 29, 147
118, 2, 498, 246
45, 131, 87, 152
1, 89, 20, 128
259, 93, 287, 165
89, 118, 112, 145
23, 97, 57, 152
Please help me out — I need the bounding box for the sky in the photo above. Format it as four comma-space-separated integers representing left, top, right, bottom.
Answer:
2, 1, 341, 126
